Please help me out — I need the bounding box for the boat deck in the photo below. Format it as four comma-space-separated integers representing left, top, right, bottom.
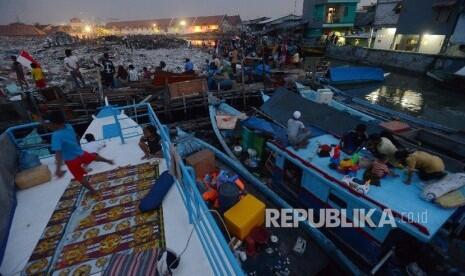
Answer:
287, 134, 456, 241
0, 136, 213, 276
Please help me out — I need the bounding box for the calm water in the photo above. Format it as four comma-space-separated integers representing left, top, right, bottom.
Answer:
333, 67, 465, 130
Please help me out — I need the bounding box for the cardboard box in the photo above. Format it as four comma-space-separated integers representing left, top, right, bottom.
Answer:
185, 149, 215, 179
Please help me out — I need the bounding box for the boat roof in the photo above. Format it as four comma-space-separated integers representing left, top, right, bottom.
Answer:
279, 134, 456, 241
0, 105, 221, 275
261, 89, 457, 241
261, 88, 382, 137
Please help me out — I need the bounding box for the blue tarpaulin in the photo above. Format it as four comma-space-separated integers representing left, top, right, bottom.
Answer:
242, 117, 286, 142
328, 67, 385, 84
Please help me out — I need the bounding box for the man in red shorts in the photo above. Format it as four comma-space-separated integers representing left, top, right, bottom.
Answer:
45, 111, 114, 193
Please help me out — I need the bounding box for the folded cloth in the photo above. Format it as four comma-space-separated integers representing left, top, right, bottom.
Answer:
139, 170, 174, 212
422, 173, 465, 201
103, 249, 159, 276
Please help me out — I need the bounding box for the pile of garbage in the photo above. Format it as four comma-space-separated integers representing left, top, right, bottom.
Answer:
0, 36, 210, 94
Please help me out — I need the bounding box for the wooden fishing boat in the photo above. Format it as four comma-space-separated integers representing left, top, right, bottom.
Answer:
209, 88, 465, 273
173, 129, 360, 275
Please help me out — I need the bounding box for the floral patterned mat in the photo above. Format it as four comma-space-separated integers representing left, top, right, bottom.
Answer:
24, 162, 165, 276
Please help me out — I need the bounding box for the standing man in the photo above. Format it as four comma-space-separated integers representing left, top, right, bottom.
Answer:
184, 58, 194, 73
230, 47, 238, 74
100, 53, 115, 89
64, 49, 86, 88
11, 56, 28, 90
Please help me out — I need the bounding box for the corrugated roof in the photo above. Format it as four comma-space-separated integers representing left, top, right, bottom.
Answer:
106, 15, 233, 29
225, 15, 242, 26
191, 15, 225, 25
106, 18, 173, 29
0, 23, 46, 36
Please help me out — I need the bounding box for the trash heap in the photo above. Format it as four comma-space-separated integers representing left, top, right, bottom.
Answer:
0, 35, 210, 94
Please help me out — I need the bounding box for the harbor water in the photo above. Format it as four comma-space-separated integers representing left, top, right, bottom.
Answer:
335, 69, 465, 130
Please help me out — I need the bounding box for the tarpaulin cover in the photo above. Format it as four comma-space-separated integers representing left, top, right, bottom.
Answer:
260, 88, 382, 137
328, 66, 385, 84
242, 117, 287, 141
0, 133, 18, 264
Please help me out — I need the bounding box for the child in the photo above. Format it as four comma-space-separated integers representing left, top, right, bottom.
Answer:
45, 111, 114, 193
139, 125, 161, 159
82, 133, 105, 153
363, 154, 398, 186
31, 63, 47, 89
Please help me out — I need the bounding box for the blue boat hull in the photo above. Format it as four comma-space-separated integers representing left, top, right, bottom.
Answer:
327, 67, 385, 85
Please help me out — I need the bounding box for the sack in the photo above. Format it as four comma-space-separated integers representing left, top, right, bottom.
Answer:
16, 165, 51, 189
19, 151, 41, 171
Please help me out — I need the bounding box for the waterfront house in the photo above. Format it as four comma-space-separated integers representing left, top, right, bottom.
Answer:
371, 0, 403, 50
392, 0, 465, 54
302, 0, 360, 43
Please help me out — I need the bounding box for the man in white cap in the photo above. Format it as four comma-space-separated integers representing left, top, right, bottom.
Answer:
287, 111, 311, 149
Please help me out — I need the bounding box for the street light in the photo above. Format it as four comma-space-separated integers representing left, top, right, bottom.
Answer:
180, 20, 186, 27
84, 25, 92, 33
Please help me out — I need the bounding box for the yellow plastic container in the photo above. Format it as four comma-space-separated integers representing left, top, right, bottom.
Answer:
224, 194, 266, 240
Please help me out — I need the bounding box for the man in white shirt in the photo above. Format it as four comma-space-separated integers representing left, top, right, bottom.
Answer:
64, 49, 86, 88
369, 133, 399, 166
287, 111, 312, 149
128, 64, 139, 82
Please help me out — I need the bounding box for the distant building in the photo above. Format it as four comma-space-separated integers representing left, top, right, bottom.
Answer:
0, 23, 46, 37
392, 0, 465, 54
302, 0, 360, 43
69, 17, 82, 32
106, 15, 242, 35
242, 17, 270, 32
258, 14, 306, 35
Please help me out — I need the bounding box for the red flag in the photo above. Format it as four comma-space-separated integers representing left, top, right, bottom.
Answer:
16, 50, 40, 69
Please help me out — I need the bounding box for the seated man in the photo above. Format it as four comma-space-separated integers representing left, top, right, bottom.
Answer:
368, 133, 398, 166
395, 150, 446, 184
340, 124, 367, 154
287, 111, 312, 149
45, 111, 114, 193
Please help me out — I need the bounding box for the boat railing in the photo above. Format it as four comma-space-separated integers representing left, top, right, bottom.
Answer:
5, 103, 244, 276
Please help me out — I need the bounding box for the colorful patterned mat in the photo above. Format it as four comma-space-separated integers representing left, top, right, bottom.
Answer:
24, 162, 165, 276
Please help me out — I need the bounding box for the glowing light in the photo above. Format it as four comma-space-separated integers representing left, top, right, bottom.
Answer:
180, 20, 186, 26
84, 25, 92, 33
152, 23, 157, 27
387, 28, 396, 34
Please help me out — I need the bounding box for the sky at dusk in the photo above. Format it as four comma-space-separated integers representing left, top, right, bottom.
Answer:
0, 0, 375, 25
